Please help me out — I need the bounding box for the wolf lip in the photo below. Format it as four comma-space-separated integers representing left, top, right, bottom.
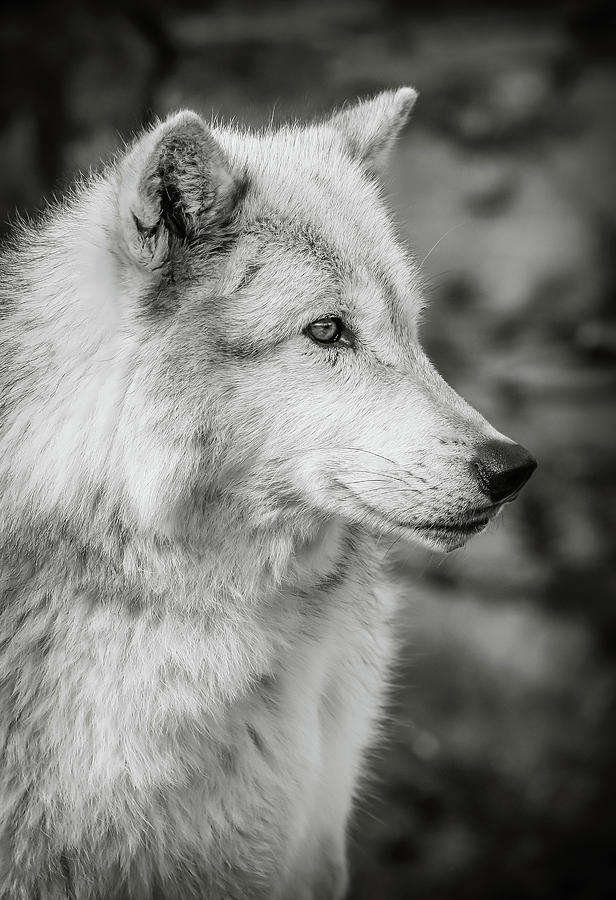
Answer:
416, 517, 489, 535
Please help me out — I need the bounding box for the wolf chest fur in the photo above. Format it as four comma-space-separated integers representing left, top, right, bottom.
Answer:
0, 89, 535, 898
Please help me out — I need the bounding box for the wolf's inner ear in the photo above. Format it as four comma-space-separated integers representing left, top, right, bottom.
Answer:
117, 111, 241, 269
328, 87, 417, 175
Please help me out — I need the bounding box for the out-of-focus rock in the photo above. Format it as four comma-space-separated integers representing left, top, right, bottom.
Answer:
393, 135, 604, 326
449, 65, 555, 145
462, 158, 518, 217
576, 320, 616, 361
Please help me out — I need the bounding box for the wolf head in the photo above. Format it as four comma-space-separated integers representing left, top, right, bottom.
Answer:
2, 89, 535, 554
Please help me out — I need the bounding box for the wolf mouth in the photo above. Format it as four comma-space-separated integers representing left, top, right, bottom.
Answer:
346, 487, 494, 542
410, 517, 490, 536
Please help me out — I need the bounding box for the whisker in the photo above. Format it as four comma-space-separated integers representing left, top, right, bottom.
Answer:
336, 447, 407, 469
345, 478, 423, 493
277, 445, 408, 471
344, 468, 421, 489
384, 535, 405, 562
419, 221, 467, 270
344, 484, 418, 500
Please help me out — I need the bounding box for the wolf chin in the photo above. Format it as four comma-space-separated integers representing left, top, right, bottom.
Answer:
0, 89, 536, 898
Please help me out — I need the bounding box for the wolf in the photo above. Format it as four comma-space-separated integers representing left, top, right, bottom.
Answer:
0, 88, 536, 899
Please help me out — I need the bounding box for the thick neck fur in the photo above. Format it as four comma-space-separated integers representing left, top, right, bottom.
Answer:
0, 179, 135, 528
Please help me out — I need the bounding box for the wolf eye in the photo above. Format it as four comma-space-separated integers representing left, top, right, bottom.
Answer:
305, 317, 345, 345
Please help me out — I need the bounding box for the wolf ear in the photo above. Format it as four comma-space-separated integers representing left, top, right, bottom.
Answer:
329, 87, 417, 175
117, 111, 241, 269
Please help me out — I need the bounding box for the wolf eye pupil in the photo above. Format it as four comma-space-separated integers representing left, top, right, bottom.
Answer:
306, 318, 343, 344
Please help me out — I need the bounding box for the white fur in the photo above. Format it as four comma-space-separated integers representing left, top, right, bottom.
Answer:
0, 91, 513, 899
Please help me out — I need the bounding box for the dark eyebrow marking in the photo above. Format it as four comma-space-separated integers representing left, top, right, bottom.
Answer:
234, 261, 263, 292
246, 724, 266, 755
210, 326, 263, 361
245, 216, 344, 276
297, 224, 344, 275
310, 560, 350, 595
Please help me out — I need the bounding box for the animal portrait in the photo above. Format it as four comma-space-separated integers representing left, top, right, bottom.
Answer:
0, 86, 539, 899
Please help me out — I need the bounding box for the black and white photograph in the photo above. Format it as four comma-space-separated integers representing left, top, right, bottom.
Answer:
0, 2, 614, 898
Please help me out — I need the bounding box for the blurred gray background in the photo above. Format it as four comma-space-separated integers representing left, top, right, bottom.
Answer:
1, 1, 615, 897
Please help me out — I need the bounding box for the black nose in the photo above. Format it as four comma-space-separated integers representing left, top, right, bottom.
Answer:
473, 439, 537, 504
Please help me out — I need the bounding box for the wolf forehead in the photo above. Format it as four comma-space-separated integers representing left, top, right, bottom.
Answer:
215, 125, 417, 289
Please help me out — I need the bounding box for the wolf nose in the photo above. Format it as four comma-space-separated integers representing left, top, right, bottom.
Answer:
472, 439, 537, 504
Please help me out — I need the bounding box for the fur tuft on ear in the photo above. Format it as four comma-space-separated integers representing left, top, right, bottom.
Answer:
329, 87, 417, 175
117, 111, 241, 269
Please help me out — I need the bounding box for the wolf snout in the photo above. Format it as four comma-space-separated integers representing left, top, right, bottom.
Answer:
472, 439, 537, 504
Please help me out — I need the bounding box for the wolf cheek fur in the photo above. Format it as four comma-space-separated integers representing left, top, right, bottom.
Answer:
0, 87, 534, 899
